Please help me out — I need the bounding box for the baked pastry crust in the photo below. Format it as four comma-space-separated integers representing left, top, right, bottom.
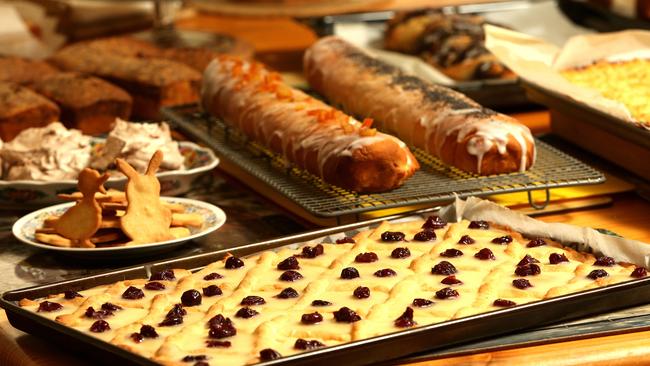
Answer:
20, 216, 643, 365
0, 56, 59, 85
304, 37, 535, 175
201, 55, 418, 193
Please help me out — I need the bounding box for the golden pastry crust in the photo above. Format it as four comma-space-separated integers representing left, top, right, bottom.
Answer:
304, 37, 535, 175
201, 55, 418, 193
20, 217, 643, 365
561, 59, 650, 127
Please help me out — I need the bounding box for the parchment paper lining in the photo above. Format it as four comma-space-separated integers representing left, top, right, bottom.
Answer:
267, 197, 650, 268
485, 25, 650, 129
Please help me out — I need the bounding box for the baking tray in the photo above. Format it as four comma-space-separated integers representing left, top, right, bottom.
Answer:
557, 0, 650, 32
522, 80, 650, 182
162, 104, 604, 224
3, 207, 650, 366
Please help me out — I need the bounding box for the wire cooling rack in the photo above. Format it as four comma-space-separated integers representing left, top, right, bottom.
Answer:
162, 104, 605, 218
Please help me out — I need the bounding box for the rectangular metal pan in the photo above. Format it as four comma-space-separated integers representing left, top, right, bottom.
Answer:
523, 80, 650, 182
4, 208, 650, 366
557, 0, 650, 32
162, 104, 604, 224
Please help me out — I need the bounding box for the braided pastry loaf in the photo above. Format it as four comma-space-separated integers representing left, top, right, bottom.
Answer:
201, 56, 418, 193
304, 36, 535, 175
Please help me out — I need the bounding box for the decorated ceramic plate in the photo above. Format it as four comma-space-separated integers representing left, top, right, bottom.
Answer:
12, 197, 226, 259
0, 141, 219, 206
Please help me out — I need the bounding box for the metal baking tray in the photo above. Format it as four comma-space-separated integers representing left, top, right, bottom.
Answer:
3, 208, 650, 366
162, 104, 604, 223
557, 0, 650, 32
522, 80, 650, 182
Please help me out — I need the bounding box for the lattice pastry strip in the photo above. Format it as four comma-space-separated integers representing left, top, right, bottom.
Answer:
21, 216, 646, 366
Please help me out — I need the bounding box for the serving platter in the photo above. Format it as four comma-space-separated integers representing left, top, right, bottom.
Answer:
3, 200, 650, 366
0, 140, 219, 207
12, 197, 226, 260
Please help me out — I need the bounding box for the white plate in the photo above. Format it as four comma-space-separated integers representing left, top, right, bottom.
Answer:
12, 197, 226, 259
0, 141, 219, 206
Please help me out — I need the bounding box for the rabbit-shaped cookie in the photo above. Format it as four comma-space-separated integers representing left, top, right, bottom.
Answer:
116, 150, 173, 244
54, 168, 109, 248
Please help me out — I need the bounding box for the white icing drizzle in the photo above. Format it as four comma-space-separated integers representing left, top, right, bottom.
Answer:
305, 36, 536, 174
202, 57, 413, 180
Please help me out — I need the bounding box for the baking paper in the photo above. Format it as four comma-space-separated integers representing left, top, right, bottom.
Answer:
485, 25, 650, 127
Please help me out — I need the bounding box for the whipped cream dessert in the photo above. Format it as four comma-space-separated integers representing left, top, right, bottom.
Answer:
0, 122, 91, 181
0, 119, 185, 181
90, 119, 184, 174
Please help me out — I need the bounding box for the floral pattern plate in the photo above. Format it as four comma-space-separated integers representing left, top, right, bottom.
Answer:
0, 141, 219, 206
12, 197, 226, 259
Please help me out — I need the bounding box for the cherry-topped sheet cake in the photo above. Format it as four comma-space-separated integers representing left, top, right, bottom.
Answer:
19, 216, 647, 365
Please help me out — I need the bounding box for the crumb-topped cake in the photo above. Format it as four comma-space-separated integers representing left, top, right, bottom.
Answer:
19, 217, 646, 365
561, 59, 650, 128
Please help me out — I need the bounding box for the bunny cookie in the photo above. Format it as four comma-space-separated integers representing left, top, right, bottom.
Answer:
54, 168, 109, 248
116, 150, 174, 244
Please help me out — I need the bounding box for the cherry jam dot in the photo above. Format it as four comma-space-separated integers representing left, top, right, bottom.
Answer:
374, 268, 397, 277
527, 238, 547, 248
336, 237, 355, 244
436, 287, 459, 299
512, 278, 533, 289
588, 269, 608, 280
145, 281, 166, 291
241, 295, 265, 306
235, 307, 259, 319
203, 285, 222, 297
549, 253, 569, 265
333, 307, 361, 323
391, 247, 411, 259
515, 263, 541, 277
632, 267, 648, 278
302, 244, 324, 258
413, 229, 436, 242
468, 220, 489, 229
122, 286, 145, 300
394, 307, 416, 328
277, 256, 300, 270
203, 272, 223, 281
64, 290, 82, 300
341, 267, 360, 279
412, 298, 434, 308
517, 254, 539, 266
494, 299, 516, 307
491, 235, 512, 244
150, 269, 175, 281
355, 252, 378, 263
440, 248, 463, 258
381, 231, 405, 242
276, 287, 299, 299
458, 235, 475, 245
181, 290, 202, 306
294, 339, 325, 350
279, 270, 303, 282
594, 256, 616, 267
422, 215, 447, 229
38, 301, 62, 312
474, 248, 496, 260
301, 312, 323, 325
260, 348, 282, 361
441, 275, 463, 285
206, 340, 231, 348
90, 320, 110, 333
353, 286, 370, 299
311, 300, 332, 306
225, 256, 244, 269
431, 261, 457, 275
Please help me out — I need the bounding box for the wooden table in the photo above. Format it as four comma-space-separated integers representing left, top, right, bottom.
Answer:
2, 9, 650, 366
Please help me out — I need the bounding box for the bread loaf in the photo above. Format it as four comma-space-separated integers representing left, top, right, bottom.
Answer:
201, 56, 418, 192
30, 72, 132, 135
0, 82, 60, 141
304, 37, 535, 175
0, 56, 59, 85
50, 43, 201, 119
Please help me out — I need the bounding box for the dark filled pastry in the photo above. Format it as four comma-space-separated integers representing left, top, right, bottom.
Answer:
30, 72, 133, 135
384, 10, 514, 81
0, 82, 59, 141
305, 37, 535, 175
201, 55, 418, 193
